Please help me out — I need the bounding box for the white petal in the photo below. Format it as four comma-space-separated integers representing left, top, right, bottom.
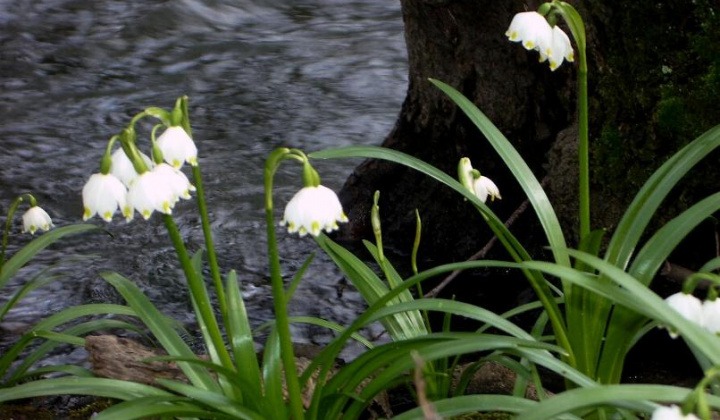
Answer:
22, 206, 53, 235
506, 12, 552, 52
651, 405, 700, 420
157, 126, 198, 169
664, 292, 704, 338
281, 185, 347, 237
473, 176, 501, 203
111, 148, 153, 187
128, 171, 177, 219
548, 26, 574, 71
702, 299, 720, 334
82, 173, 129, 222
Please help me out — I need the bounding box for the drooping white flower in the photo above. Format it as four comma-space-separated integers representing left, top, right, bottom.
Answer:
473, 176, 502, 203
157, 126, 198, 169
505, 11, 553, 52
506, 11, 574, 71
82, 173, 132, 222
22, 206, 53, 235
111, 148, 153, 188
702, 299, 720, 334
546, 26, 574, 71
281, 185, 348, 237
153, 163, 195, 201
650, 405, 699, 420
663, 292, 704, 338
127, 170, 177, 219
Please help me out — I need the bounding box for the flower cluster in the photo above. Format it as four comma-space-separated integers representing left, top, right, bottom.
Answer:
505, 11, 574, 71
280, 185, 348, 237
663, 292, 720, 338
22, 205, 53, 235
82, 127, 197, 222
651, 405, 699, 420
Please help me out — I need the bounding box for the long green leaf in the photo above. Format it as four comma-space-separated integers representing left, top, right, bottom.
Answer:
391, 395, 560, 420
631, 191, 720, 284
0, 303, 133, 377
310, 146, 572, 362
514, 384, 720, 420
288, 315, 374, 349
225, 269, 264, 410
94, 395, 238, 420
101, 271, 219, 392
428, 78, 569, 267
0, 224, 103, 289
156, 379, 267, 420
0, 377, 169, 402
606, 124, 720, 270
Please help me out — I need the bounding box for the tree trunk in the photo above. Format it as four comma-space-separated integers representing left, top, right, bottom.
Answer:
338, 0, 720, 271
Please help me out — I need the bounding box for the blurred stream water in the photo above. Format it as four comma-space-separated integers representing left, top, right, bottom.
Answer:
0, 0, 407, 365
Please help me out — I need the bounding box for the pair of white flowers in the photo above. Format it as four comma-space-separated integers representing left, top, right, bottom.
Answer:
663, 292, 720, 338
82, 126, 198, 222
506, 11, 574, 71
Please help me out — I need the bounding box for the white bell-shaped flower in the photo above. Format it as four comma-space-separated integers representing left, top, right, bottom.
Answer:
82, 173, 132, 222
473, 176, 502, 203
651, 405, 699, 420
281, 185, 348, 237
111, 148, 153, 188
547, 26, 574, 71
663, 292, 704, 338
506, 11, 553, 53
153, 163, 195, 201
157, 126, 198, 169
128, 170, 177, 219
702, 298, 720, 335
22, 205, 53, 235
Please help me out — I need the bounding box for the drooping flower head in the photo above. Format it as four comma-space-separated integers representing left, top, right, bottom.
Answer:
82, 173, 132, 222
473, 176, 502, 203
111, 147, 153, 188
22, 205, 53, 235
650, 405, 700, 420
458, 157, 501, 203
506, 10, 574, 71
663, 292, 704, 339
128, 169, 178, 220
702, 298, 720, 335
281, 185, 348, 237
157, 126, 198, 169
506, 11, 553, 52
279, 156, 348, 237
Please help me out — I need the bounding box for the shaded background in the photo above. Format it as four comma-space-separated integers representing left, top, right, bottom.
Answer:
0, 0, 407, 364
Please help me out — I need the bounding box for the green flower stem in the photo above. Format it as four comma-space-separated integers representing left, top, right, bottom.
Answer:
578, 50, 590, 240
162, 214, 234, 371
553, 0, 590, 240
175, 97, 227, 320
0, 195, 29, 273
264, 149, 306, 420
191, 165, 228, 322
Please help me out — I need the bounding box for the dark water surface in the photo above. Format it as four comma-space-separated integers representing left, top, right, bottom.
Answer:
0, 0, 407, 364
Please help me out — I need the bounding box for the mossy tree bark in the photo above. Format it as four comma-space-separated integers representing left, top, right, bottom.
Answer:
338, 0, 720, 270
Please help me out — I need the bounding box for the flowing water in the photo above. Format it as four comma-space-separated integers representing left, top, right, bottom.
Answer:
0, 0, 407, 365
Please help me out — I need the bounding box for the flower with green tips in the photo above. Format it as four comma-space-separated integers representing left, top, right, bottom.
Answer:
22, 205, 53, 234
157, 126, 198, 169
82, 173, 132, 222
281, 185, 348, 237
